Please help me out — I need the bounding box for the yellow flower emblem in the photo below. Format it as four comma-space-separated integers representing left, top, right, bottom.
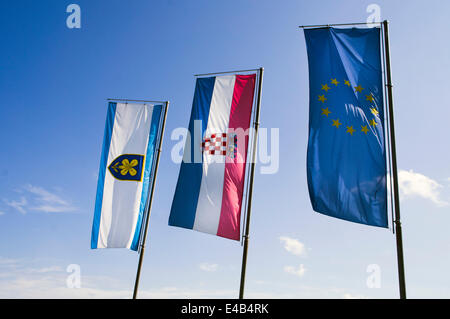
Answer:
118, 159, 138, 176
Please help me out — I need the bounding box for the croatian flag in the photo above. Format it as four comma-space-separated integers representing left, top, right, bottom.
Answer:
169, 74, 256, 241
91, 102, 163, 251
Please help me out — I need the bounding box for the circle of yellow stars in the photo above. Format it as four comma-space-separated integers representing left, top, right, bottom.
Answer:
318, 78, 380, 136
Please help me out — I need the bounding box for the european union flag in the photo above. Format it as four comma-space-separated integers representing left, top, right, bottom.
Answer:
304, 27, 388, 228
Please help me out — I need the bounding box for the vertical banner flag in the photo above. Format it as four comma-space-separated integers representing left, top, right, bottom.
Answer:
91, 102, 163, 251
304, 27, 388, 228
169, 74, 256, 240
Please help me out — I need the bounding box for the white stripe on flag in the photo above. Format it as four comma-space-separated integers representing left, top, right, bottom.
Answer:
97, 103, 153, 249
193, 75, 236, 235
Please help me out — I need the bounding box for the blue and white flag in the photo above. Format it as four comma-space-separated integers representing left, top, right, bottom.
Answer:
91, 102, 163, 251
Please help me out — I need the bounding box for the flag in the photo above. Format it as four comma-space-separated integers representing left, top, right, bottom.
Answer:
169, 74, 256, 240
91, 102, 163, 251
304, 27, 388, 228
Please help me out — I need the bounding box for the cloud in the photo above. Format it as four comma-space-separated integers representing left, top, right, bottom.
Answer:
25, 184, 77, 213
0, 257, 234, 298
199, 263, 218, 272
0, 257, 375, 299
25, 266, 63, 274
0, 257, 63, 281
343, 292, 367, 299
0, 280, 236, 299
0, 257, 21, 266
4, 197, 27, 214
279, 236, 306, 256
3, 185, 77, 214
284, 264, 306, 278
24, 185, 69, 206
397, 169, 448, 207
32, 205, 76, 213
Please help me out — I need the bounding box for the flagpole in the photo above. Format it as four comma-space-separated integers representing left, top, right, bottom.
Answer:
194, 68, 261, 77
299, 21, 382, 29
132, 101, 169, 299
382, 20, 407, 299
239, 67, 264, 299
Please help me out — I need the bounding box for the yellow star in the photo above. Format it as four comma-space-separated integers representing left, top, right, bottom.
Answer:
370, 119, 378, 127
321, 84, 331, 92
346, 126, 355, 135
332, 119, 342, 128
355, 85, 364, 93
361, 125, 369, 134
344, 80, 351, 87
370, 108, 379, 116
321, 107, 331, 117
366, 94, 374, 102
318, 95, 327, 103
331, 78, 340, 86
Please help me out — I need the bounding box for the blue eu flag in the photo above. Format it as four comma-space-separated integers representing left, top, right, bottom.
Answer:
304, 27, 388, 228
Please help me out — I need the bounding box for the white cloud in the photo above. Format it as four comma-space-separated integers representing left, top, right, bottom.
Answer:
199, 263, 218, 272
24, 185, 69, 206
25, 184, 77, 213
25, 266, 63, 274
0, 280, 236, 299
25, 184, 68, 206
4, 197, 27, 214
0, 259, 234, 298
284, 264, 306, 278
279, 236, 306, 256
3, 185, 77, 214
32, 205, 76, 213
343, 292, 367, 299
0, 257, 375, 299
397, 169, 448, 207
0, 257, 21, 266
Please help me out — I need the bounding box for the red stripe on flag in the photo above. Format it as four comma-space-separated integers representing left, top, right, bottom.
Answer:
217, 74, 256, 240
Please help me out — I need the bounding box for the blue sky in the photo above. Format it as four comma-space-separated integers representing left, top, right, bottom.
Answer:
1, 0, 450, 298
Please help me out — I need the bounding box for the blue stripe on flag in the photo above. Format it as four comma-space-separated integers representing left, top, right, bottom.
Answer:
91, 102, 117, 249
130, 104, 163, 251
169, 77, 215, 230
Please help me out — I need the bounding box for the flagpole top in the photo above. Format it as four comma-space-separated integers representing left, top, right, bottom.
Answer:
194, 68, 261, 77
299, 21, 382, 29
107, 98, 168, 104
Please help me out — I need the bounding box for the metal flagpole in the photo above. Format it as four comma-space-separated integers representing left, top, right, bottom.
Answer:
299, 22, 382, 29
382, 20, 407, 299
239, 67, 264, 299
194, 68, 260, 77
107, 98, 168, 104
132, 101, 169, 299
